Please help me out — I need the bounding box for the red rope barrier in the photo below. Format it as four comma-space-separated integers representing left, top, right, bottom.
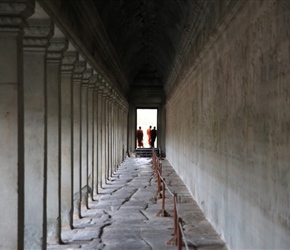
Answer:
167, 193, 178, 245
152, 150, 187, 249
156, 178, 170, 217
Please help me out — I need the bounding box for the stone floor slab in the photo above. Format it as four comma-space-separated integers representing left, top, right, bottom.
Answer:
48, 157, 227, 250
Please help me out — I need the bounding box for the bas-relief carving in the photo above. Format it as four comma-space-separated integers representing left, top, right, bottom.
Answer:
167, 1, 290, 248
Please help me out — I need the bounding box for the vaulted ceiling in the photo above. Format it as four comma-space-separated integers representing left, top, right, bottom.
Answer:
92, 0, 194, 88
40, 0, 229, 97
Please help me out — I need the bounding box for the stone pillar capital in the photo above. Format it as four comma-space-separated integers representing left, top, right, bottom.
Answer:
95, 79, 106, 94
73, 61, 86, 80
61, 51, 78, 72
23, 18, 53, 48
112, 91, 119, 105
82, 69, 93, 84
87, 73, 97, 91
0, 0, 35, 29
108, 89, 115, 102
47, 37, 68, 61
102, 83, 111, 98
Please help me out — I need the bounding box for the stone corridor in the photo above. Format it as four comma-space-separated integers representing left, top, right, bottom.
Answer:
48, 157, 226, 250
1, 1, 290, 249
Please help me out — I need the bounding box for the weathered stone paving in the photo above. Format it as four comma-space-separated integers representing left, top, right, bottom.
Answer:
48, 157, 227, 250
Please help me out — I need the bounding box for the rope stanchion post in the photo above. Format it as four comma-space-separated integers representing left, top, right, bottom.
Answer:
152, 150, 188, 249
177, 218, 183, 250
167, 193, 178, 245
155, 167, 162, 199
156, 178, 170, 217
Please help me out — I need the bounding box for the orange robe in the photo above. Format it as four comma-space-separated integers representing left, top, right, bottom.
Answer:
147, 128, 151, 145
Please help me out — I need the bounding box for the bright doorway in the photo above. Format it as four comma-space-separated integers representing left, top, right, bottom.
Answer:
136, 109, 157, 148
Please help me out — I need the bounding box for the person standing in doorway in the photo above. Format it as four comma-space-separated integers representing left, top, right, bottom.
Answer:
147, 125, 152, 147
136, 126, 144, 148
150, 126, 157, 148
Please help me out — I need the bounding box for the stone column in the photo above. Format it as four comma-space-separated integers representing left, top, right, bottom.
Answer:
111, 91, 117, 173
81, 75, 88, 210
110, 94, 115, 174
87, 74, 97, 199
120, 103, 125, 161
96, 80, 105, 188
120, 105, 125, 162
115, 99, 121, 165
23, 17, 53, 249
114, 96, 119, 168
107, 90, 113, 179
79, 69, 93, 209
103, 84, 111, 182
123, 103, 129, 159
72, 60, 85, 218
46, 37, 68, 244
112, 92, 117, 173
128, 104, 136, 153
92, 75, 100, 196
87, 81, 94, 202
0, 1, 34, 249
60, 50, 77, 230
116, 95, 121, 167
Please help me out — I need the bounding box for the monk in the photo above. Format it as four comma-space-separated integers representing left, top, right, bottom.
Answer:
136, 126, 144, 148
150, 126, 157, 148
147, 125, 152, 146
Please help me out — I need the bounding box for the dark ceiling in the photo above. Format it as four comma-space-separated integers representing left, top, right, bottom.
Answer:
43, 0, 229, 95
92, 0, 195, 87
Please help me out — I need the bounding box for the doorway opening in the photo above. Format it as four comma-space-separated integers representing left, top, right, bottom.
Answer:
136, 108, 157, 148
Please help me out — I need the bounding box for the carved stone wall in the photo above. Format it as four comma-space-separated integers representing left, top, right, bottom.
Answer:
166, 1, 290, 248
